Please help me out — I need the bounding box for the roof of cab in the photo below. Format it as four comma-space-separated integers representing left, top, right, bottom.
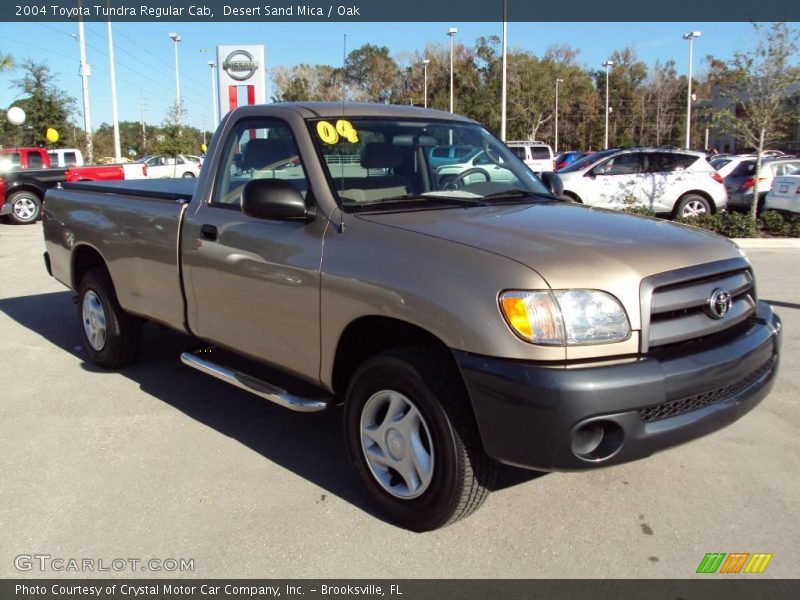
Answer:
265, 101, 477, 123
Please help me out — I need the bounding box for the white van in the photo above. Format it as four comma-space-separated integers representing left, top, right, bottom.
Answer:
48, 148, 84, 168
505, 141, 554, 173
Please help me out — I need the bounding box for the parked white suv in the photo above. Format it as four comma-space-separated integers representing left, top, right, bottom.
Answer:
505, 141, 554, 173
135, 154, 201, 178
557, 148, 728, 217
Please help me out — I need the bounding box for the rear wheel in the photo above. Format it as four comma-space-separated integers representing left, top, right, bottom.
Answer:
77, 269, 142, 369
344, 347, 495, 531
674, 194, 711, 218
8, 190, 42, 224
182, 172, 195, 178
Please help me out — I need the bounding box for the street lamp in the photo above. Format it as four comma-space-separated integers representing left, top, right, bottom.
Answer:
683, 31, 701, 149
500, 0, 508, 142
422, 59, 430, 109
208, 61, 219, 126
107, 20, 121, 161
168, 32, 182, 121
603, 60, 614, 149
555, 78, 564, 153
447, 27, 458, 113
71, 20, 93, 163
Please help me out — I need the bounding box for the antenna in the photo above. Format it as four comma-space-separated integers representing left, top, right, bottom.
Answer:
337, 33, 347, 233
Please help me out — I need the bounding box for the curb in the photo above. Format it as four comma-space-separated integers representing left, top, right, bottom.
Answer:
731, 238, 800, 249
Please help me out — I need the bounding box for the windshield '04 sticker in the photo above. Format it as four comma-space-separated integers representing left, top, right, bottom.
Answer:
316, 120, 359, 144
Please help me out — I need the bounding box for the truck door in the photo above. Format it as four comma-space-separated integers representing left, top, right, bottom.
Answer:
181, 117, 324, 383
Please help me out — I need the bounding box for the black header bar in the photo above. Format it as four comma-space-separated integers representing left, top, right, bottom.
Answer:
1, 0, 798, 22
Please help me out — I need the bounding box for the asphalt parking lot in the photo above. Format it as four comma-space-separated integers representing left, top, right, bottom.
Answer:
0, 221, 797, 579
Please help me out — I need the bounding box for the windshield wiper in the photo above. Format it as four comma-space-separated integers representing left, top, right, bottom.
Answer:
480, 189, 557, 202
354, 194, 486, 208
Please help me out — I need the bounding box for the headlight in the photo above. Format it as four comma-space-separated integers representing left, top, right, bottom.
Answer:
499, 290, 630, 346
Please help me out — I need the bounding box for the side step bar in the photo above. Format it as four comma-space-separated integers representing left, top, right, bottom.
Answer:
180, 350, 330, 413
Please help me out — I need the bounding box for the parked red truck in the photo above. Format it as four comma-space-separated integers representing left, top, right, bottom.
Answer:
0, 147, 51, 170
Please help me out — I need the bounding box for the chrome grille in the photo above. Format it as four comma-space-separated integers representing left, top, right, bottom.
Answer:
644, 261, 756, 349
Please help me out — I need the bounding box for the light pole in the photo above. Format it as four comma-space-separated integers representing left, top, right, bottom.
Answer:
447, 27, 458, 113
107, 19, 121, 161
683, 31, 701, 149
168, 32, 182, 121
603, 60, 614, 150
208, 61, 219, 126
422, 59, 430, 108
500, 0, 507, 141
74, 10, 93, 163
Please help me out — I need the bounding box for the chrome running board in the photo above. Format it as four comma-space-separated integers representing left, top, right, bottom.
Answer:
180, 350, 329, 413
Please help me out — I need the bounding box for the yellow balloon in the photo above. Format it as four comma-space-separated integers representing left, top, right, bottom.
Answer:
46, 128, 59, 143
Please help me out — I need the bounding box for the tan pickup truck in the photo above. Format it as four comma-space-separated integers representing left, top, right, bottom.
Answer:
42, 103, 781, 531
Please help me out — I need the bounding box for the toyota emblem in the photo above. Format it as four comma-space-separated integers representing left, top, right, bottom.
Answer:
707, 288, 732, 319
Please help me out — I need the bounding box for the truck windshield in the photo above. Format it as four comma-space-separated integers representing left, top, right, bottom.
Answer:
309, 118, 551, 210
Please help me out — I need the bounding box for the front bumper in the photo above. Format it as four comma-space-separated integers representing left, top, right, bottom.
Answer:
454, 301, 781, 471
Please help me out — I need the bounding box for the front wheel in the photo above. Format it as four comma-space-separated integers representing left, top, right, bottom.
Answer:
344, 348, 495, 531
77, 269, 142, 369
674, 194, 711, 218
182, 172, 196, 178
8, 190, 42, 224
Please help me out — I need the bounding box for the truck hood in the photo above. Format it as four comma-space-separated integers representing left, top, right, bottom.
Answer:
357, 202, 744, 328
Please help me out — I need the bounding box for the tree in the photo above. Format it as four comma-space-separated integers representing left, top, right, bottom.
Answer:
714, 23, 800, 220
152, 103, 198, 173
271, 64, 343, 102
0, 49, 12, 72
344, 44, 400, 103
4, 59, 75, 147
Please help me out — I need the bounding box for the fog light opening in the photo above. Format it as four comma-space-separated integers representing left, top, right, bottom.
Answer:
571, 420, 624, 461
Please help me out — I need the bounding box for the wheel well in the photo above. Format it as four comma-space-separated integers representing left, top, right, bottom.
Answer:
72, 245, 108, 290
679, 190, 717, 213
562, 190, 582, 203
7, 184, 43, 201
331, 316, 461, 397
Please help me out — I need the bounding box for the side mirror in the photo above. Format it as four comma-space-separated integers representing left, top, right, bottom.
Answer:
540, 171, 564, 197
241, 179, 313, 222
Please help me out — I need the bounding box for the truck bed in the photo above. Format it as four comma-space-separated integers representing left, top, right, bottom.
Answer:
44, 179, 192, 331
63, 177, 197, 200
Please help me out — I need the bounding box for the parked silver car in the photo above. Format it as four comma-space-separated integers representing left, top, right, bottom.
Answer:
725, 157, 800, 212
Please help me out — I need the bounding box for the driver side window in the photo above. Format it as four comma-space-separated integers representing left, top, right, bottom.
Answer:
596, 153, 641, 176
212, 118, 307, 207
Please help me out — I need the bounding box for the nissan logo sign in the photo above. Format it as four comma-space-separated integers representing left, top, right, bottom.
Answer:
707, 288, 732, 319
223, 50, 258, 81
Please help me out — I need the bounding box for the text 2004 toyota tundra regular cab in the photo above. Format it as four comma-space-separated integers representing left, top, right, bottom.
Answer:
43, 103, 781, 531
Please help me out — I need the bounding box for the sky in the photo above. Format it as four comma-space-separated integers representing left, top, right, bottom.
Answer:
0, 21, 769, 132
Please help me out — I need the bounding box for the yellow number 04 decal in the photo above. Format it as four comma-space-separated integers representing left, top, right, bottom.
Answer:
316, 120, 359, 144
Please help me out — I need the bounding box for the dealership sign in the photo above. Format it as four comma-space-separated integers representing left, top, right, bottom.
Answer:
216, 45, 266, 118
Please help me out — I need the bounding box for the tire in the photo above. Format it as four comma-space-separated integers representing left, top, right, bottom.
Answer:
674, 194, 711, 218
77, 269, 142, 369
344, 347, 496, 531
8, 190, 42, 224
561, 191, 581, 203
182, 172, 195, 178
